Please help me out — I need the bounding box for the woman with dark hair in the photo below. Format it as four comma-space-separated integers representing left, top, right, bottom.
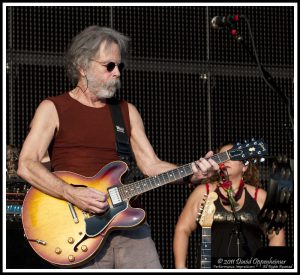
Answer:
173, 142, 286, 269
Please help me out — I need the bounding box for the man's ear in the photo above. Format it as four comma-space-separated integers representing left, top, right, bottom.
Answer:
79, 68, 86, 77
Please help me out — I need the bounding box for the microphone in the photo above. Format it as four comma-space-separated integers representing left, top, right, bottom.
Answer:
211, 15, 240, 29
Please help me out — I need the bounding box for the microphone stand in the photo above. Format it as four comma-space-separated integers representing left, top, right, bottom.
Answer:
228, 15, 294, 142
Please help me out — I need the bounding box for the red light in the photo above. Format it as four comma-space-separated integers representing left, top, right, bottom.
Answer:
234, 15, 239, 22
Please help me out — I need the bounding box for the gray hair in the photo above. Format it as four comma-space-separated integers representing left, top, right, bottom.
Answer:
65, 26, 130, 82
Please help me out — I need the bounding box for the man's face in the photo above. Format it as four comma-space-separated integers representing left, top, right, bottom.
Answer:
86, 41, 122, 99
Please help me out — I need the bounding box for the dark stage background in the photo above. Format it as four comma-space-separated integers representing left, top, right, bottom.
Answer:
5, 5, 294, 269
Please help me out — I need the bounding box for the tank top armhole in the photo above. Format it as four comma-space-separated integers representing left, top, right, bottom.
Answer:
254, 187, 259, 201
205, 183, 210, 195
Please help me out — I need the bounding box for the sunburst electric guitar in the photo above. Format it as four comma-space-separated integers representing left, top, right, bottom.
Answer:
197, 191, 218, 269
22, 139, 267, 267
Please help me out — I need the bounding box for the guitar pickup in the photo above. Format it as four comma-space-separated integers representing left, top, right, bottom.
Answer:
107, 187, 123, 207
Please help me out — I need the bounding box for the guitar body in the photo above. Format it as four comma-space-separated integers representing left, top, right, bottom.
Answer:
22, 161, 146, 267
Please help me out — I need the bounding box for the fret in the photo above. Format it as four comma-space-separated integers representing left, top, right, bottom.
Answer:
172, 168, 180, 180
210, 154, 220, 164
118, 186, 124, 200
211, 151, 229, 164
122, 185, 129, 197
201, 261, 211, 269
160, 173, 168, 184
201, 242, 211, 250
149, 177, 156, 190
220, 151, 230, 163
201, 255, 211, 261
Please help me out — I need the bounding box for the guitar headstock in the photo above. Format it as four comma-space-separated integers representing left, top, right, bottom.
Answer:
198, 192, 218, 227
228, 138, 268, 164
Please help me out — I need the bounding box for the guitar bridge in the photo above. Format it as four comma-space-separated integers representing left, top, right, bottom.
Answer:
108, 187, 123, 207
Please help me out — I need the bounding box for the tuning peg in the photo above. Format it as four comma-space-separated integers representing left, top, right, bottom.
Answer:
253, 159, 257, 164
260, 157, 265, 163
251, 138, 258, 144
243, 160, 249, 166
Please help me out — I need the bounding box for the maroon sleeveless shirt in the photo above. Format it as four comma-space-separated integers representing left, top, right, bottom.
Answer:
47, 92, 131, 177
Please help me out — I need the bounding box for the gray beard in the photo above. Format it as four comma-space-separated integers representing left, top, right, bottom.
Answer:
93, 79, 121, 99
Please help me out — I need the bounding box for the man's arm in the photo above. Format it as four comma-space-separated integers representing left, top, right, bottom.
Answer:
17, 100, 108, 213
128, 103, 218, 179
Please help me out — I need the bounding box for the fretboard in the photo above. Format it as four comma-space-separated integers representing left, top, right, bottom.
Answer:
201, 227, 212, 269
118, 151, 230, 200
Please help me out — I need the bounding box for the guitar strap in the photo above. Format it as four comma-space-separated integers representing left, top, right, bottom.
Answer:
107, 97, 136, 184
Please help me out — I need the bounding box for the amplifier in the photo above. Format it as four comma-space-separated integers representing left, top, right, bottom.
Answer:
6, 179, 30, 227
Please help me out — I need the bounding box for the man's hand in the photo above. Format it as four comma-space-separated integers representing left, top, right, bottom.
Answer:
190, 151, 219, 182
63, 184, 109, 214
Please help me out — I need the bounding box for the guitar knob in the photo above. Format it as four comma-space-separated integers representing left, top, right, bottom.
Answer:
68, 255, 75, 262
68, 237, 75, 244
81, 245, 88, 252
55, 247, 62, 254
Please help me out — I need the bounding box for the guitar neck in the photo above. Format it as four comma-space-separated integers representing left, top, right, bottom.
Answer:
201, 227, 212, 269
119, 151, 230, 200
